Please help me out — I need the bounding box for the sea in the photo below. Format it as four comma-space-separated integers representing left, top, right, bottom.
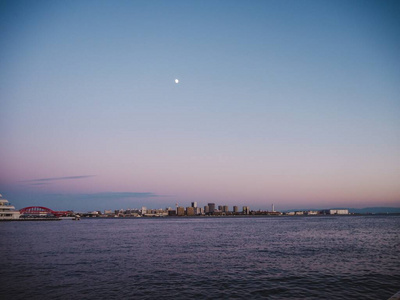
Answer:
1, 215, 399, 299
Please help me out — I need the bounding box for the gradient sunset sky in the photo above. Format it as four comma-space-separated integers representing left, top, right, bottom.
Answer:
1, 0, 399, 211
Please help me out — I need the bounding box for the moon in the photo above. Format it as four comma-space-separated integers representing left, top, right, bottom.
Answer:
175, 79, 179, 84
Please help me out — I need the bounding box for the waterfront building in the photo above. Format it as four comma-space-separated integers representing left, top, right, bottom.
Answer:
242, 206, 250, 215
191, 202, 197, 208
306, 211, 319, 215
223, 205, 229, 212
186, 207, 195, 216
233, 206, 239, 213
322, 209, 349, 215
141, 207, 147, 215
0, 194, 20, 220
218, 205, 223, 211
204, 205, 210, 213
208, 203, 216, 213
177, 206, 185, 216
195, 207, 203, 215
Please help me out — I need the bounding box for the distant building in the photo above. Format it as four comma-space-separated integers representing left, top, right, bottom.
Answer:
141, 207, 147, 215
186, 207, 195, 216
218, 205, 223, 211
233, 206, 239, 213
223, 205, 229, 213
204, 205, 209, 214
168, 210, 177, 216
191, 202, 197, 208
208, 203, 216, 213
195, 207, 203, 215
306, 211, 319, 215
243, 206, 250, 215
177, 206, 185, 216
322, 209, 349, 215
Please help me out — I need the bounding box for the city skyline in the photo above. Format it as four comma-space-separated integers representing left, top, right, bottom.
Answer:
1, 0, 399, 211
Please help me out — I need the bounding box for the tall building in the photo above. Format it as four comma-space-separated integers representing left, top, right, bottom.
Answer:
186, 207, 195, 216
208, 203, 215, 213
218, 205, 223, 211
177, 206, 185, 216
204, 205, 210, 213
191, 202, 197, 208
233, 206, 239, 213
223, 205, 229, 212
243, 206, 250, 215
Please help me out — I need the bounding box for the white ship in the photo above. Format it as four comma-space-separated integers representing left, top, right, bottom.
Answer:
0, 194, 21, 220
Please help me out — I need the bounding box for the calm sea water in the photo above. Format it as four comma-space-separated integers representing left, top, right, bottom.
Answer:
1, 216, 399, 299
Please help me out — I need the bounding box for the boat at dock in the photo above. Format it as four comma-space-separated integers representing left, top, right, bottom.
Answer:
0, 194, 21, 220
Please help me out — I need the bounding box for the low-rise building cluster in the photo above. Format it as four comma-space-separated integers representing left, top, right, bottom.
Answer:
284, 209, 349, 216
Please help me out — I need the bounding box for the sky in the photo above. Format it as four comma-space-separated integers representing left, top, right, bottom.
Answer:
0, 0, 399, 211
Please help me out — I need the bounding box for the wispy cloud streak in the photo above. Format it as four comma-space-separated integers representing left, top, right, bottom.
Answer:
47, 192, 164, 200
77, 192, 160, 199
22, 175, 95, 183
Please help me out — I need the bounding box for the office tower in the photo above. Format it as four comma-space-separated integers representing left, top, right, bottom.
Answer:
204, 205, 210, 213
243, 206, 250, 215
208, 203, 215, 213
186, 207, 195, 216
191, 202, 198, 208
177, 207, 185, 216
223, 205, 229, 212
233, 206, 239, 213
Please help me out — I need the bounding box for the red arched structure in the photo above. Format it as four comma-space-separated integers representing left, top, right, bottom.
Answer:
19, 206, 70, 217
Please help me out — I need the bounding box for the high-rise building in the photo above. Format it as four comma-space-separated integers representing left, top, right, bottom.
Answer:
223, 205, 229, 212
233, 206, 239, 213
177, 206, 185, 216
191, 202, 197, 208
208, 203, 215, 213
218, 205, 223, 211
204, 205, 210, 213
243, 206, 250, 215
186, 207, 195, 216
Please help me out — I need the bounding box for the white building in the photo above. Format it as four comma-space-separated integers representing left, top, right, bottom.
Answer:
0, 194, 20, 220
243, 206, 250, 215
330, 209, 349, 215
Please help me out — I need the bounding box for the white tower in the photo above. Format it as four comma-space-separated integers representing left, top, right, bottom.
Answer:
272, 204, 275, 212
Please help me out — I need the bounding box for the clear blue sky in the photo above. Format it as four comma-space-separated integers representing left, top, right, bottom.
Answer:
1, 0, 399, 211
